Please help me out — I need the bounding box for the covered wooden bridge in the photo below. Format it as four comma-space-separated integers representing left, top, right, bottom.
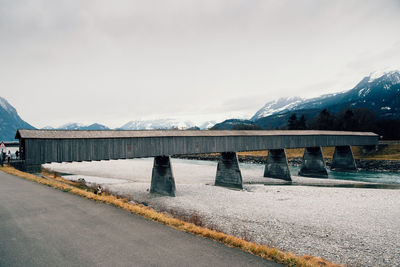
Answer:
15, 129, 378, 196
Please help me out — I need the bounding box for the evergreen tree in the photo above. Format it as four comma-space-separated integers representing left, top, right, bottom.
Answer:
316, 109, 335, 130
352, 108, 376, 131
335, 109, 354, 130
298, 115, 307, 130
342, 109, 354, 130
288, 114, 298, 130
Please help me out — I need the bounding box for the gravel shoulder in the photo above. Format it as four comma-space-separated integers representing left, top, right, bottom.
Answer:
0, 170, 279, 267
45, 159, 400, 266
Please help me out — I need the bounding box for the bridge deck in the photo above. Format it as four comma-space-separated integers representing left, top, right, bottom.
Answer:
16, 129, 378, 166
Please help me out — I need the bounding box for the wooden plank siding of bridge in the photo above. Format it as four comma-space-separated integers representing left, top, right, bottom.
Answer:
16, 129, 378, 166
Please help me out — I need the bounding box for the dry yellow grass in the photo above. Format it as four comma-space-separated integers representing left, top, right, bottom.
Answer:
238, 147, 333, 159
0, 165, 342, 267
239, 144, 400, 161
352, 144, 400, 160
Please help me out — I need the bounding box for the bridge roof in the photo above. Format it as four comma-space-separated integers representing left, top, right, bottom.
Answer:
16, 129, 378, 139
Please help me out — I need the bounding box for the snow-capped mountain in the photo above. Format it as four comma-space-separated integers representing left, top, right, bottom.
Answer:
0, 97, 35, 141
120, 119, 216, 130
120, 119, 195, 130
251, 97, 303, 121
253, 70, 400, 128
53, 122, 110, 130
368, 70, 400, 84
199, 121, 217, 130
335, 70, 400, 117
43, 120, 215, 131
57, 122, 85, 130
251, 92, 349, 122
41, 126, 55, 130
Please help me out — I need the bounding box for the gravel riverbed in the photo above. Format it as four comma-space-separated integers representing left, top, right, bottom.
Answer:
44, 158, 400, 266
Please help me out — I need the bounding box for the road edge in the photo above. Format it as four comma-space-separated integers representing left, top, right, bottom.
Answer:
0, 166, 341, 267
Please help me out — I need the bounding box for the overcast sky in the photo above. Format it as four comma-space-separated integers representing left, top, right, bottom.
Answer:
1, 0, 400, 128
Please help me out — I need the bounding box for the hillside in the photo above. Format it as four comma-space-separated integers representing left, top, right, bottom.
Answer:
252, 71, 400, 128
52, 123, 110, 130
0, 97, 35, 141
120, 119, 215, 130
210, 119, 260, 130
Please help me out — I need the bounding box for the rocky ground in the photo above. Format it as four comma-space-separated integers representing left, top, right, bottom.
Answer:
44, 158, 400, 266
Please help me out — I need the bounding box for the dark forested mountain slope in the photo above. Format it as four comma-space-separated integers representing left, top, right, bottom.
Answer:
253, 71, 400, 128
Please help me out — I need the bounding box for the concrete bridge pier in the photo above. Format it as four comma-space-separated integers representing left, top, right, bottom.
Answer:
150, 156, 176, 197
298, 147, 328, 178
264, 149, 291, 181
331, 145, 357, 171
215, 152, 243, 189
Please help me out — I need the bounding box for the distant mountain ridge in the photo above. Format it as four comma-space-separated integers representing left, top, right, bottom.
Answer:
0, 97, 35, 141
42, 120, 216, 131
120, 119, 194, 130
251, 97, 304, 121
211, 119, 257, 130
0, 97, 216, 139
120, 119, 216, 130
48, 122, 110, 130
250, 70, 400, 128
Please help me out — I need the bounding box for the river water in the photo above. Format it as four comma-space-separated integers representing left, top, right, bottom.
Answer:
225, 160, 400, 185
235, 160, 400, 185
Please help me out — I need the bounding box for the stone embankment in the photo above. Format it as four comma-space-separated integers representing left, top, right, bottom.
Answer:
353, 159, 400, 172
174, 154, 400, 172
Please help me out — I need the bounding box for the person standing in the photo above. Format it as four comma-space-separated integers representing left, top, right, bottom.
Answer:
1, 151, 5, 166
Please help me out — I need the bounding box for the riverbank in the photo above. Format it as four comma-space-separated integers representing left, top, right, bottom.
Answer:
0, 165, 337, 267
174, 143, 400, 172
44, 158, 400, 266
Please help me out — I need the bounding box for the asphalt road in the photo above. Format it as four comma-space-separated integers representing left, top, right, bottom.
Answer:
0, 171, 280, 267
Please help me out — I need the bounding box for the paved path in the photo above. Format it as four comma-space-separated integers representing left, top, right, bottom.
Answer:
0, 171, 280, 267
